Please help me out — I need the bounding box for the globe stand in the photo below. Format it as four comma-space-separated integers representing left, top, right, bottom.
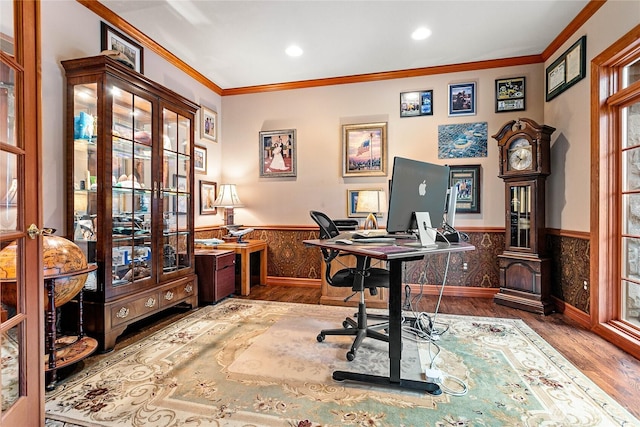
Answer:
45, 265, 98, 391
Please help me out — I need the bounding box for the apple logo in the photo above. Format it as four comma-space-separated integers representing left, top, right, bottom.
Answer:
418, 180, 427, 196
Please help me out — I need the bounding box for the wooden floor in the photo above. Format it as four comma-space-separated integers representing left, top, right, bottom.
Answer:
69, 283, 640, 420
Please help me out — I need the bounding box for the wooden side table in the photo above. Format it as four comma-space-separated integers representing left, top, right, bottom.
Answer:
195, 249, 236, 304
213, 239, 268, 296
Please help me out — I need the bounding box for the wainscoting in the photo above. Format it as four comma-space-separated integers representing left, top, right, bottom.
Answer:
195, 226, 590, 314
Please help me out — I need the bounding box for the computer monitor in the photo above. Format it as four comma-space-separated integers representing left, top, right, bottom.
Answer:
386, 157, 450, 234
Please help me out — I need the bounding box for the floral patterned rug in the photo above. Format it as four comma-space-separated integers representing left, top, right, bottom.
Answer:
44, 299, 637, 426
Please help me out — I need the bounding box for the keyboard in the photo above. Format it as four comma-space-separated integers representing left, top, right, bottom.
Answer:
351, 230, 389, 239
351, 237, 396, 244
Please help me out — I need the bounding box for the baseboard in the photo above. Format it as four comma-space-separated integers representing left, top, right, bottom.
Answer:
266, 276, 321, 288
407, 284, 498, 298
551, 296, 591, 329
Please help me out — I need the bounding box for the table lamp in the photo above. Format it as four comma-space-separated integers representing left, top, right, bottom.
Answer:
212, 184, 244, 226
355, 189, 386, 229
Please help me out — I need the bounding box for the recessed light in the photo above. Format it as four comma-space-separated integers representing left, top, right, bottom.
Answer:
285, 45, 304, 57
412, 27, 432, 41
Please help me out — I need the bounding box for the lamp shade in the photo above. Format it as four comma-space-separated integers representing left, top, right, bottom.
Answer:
212, 184, 243, 208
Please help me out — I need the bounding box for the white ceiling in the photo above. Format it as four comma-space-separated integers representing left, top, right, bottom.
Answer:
99, 0, 590, 89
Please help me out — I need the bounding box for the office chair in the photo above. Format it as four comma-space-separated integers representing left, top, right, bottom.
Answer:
309, 210, 390, 361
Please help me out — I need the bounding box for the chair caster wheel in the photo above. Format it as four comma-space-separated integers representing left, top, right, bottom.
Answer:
342, 320, 350, 328
346, 351, 356, 361
317, 333, 325, 342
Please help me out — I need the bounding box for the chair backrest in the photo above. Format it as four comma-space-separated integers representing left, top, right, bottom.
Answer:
310, 210, 341, 239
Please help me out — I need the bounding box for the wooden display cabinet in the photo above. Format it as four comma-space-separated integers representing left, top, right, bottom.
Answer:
62, 55, 199, 351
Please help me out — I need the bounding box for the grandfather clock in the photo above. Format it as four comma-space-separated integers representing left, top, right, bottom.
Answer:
493, 118, 556, 315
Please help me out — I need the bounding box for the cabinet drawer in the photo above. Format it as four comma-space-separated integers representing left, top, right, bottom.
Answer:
215, 265, 236, 301
110, 293, 160, 327
216, 252, 236, 270
160, 280, 196, 308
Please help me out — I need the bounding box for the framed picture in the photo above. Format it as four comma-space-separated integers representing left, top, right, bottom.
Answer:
194, 145, 207, 174
200, 106, 217, 142
448, 82, 476, 116
546, 36, 586, 101
438, 122, 488, 159
342, 122, 387, 177
347, 189, 384, 218
100, 22, 144, 73
259, 129, 297, 177
495, 77, 525, 113
199, 180, 217, 215
400, 90, 433, 117
449, 165, 481, 213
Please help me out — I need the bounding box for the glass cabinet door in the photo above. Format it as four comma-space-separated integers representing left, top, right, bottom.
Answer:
111, 86, 153, 287
71, 82, 98, 290
508, 184, 532, 249
161, 107, 192, 275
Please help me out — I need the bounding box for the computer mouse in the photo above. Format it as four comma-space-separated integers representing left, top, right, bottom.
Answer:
334, 239, 353, 245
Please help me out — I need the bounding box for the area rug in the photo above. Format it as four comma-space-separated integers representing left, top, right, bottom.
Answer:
44, 299, 638, 426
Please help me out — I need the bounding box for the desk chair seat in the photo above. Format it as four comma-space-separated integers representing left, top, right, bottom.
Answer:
310, 210, 390, 361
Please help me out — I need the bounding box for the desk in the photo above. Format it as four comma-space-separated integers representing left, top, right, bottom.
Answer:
303, 239, 475, 395
213, 240, 268, 296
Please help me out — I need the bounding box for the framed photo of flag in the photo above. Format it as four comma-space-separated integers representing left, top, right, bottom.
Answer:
342, 122, 388, 177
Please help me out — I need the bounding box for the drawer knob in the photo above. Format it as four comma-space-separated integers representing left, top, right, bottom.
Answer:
184, 284, 193, 293
116, 307, 129, 318
165, 291, 174, 300
145, 298, 156, 308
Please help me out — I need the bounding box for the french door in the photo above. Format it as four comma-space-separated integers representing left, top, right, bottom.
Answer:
0, 1, 44, 426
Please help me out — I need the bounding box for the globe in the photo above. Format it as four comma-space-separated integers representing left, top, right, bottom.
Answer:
0, 235, 89, 310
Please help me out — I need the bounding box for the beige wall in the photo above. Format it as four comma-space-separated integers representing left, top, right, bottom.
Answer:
39, 0, 640, 234
545, 0, 639, 232
222, 64, 545, 228
40, 0, 223, 233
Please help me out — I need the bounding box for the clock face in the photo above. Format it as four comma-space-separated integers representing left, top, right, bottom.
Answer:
508, 138, 532, 171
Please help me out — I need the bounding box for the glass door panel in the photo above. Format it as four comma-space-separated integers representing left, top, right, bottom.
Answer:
161, 108, 191, 275
111, 88, 153, 286
622, 100, 640, 326
509, 184, 532, 249
71, 82, 98, 290
0, 151, 18, 233
0, 63, 15, 147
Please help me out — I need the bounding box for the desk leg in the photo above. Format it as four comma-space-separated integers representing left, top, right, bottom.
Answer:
259, 247, 267, 285
239, 249, 250, 296
388, 259, 403, 382
332, 259, 441, 395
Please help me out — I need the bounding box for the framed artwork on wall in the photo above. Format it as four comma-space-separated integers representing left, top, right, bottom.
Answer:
449, 165, 481, 213
342, 122, 387, 177
200, 106, 217, 142
100, 22, 144, 73
259, 129, 297, 177
199, 180, 217, 215
495, 77, 525, 112
194, 145, 207, 174
400, 90, 433, 117
546, 35, 587, 101
448, 82, 476, 116
438, 122, 488, 159
346, 189, 385, 218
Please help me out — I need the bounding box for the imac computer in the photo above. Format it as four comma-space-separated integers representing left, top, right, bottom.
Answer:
386, 157, 451, 235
